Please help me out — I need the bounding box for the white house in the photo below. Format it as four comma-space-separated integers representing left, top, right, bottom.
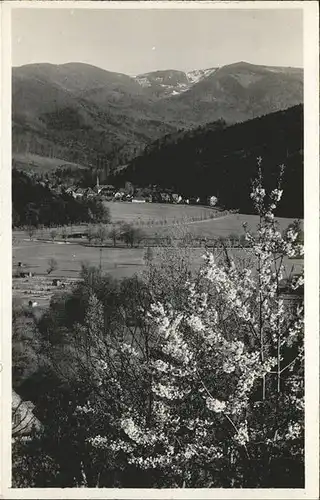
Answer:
114, 191, 125, 200
209, 195, 218, 207
132, 198, 146, 203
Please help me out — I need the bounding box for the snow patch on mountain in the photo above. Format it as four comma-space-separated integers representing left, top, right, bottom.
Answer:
135, 76, 152, 88
186, 67, 218, 84
134, 67, 219, 96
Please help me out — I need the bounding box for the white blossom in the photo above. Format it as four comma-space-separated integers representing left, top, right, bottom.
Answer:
206, 398, 226, 413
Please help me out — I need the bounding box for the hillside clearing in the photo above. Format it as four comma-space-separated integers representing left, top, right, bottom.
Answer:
12, 153, 88, 173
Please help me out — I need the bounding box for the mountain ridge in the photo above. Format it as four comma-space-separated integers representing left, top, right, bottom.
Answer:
12, 60, 303, 172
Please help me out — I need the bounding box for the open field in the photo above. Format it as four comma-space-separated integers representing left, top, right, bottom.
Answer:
14, 208, 302, 243
104, 201, 220, 225
13, 240, 146, 277
147, 213, 303, 238
13, 228, 303, 309
12, 241, 144, 307
13, 203, 303, 308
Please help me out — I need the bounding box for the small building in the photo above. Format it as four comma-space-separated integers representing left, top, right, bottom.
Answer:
208, 195, 218, 207
171, 193, 181, 203
114, 191, 126, 201
73, 188, 85, 199
12, 391, 42, 438
190, 197, 201, 205
159, 192, 171, 203
65, 187, 74, 194
85, 187, 96, 198
132, 196, 146, 203
98, 185, 116, 197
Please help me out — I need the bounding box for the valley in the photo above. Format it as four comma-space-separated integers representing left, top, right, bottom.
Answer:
10, 4, 308, 489
11, 62, 304, 309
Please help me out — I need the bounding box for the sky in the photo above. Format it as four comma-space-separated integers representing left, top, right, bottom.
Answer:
12, 7, 303, 74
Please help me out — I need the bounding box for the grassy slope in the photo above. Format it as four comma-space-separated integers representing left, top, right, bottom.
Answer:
104, 201, 219, 224
12, 153, 88, 173
145, 213, 303, 238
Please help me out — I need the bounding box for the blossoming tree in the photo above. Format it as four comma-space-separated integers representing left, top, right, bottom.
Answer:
84, 159, 304, 487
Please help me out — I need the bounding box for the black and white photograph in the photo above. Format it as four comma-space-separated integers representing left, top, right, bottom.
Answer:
1, 1, 319, 497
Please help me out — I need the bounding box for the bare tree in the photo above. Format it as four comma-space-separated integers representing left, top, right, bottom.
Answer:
109, 225, 120, 247
120, 223, 145, 248
26, 226, 36, 241
61, 227, 68, 243
87, 225, 96, 245
47, 258, 58, 275
96, 224, 108, 246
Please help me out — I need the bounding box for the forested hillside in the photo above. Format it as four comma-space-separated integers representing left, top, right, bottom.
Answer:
115, 105, 303, 217
12, 169, 109, 227
12, 62, 303, 173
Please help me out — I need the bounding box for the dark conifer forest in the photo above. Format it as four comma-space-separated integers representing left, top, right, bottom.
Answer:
114, 105, 303, 217
12, 169, 110, 227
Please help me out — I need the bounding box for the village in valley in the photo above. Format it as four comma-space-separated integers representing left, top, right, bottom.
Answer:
62, 175, 217, 206
12, 168, 223, 311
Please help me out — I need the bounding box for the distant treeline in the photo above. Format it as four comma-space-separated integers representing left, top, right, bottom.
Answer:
12, 169, 110, 228
113, 106, 303, 218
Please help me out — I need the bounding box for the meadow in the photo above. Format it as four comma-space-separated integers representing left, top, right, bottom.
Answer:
103, 201, 219, 225
12, 203, 303, 308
